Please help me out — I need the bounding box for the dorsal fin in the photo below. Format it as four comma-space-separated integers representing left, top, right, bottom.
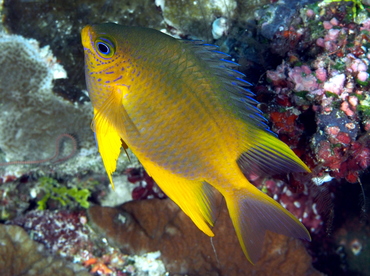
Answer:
182, 41, 311, 176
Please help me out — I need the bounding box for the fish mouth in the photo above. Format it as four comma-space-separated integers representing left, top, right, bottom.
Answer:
81, 25, 95, 50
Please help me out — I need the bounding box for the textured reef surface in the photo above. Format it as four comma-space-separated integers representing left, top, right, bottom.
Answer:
1, 0, 370, 275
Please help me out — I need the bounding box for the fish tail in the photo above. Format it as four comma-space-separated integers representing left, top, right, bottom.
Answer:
221, 179, 311, 264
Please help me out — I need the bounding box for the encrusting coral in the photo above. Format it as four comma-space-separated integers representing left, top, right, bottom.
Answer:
0, 33, 92, 163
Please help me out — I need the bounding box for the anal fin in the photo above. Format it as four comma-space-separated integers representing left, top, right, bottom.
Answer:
140, 157, 217, 236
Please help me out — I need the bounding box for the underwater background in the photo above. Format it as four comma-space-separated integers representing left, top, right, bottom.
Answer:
0, 0, 370, 275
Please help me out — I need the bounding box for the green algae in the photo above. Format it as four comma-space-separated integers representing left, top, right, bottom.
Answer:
37, 177, 90, 210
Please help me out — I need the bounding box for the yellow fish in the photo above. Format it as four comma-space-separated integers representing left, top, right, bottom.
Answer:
81, 23, 311, 264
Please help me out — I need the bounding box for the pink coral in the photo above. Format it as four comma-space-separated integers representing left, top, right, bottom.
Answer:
316, 38, 325, 47
288, 66, 319, 91
323, 21, 332, 30
360, 18, 370, 31
315, 68, 327, 82
266, 64, 288, 87
341, 101, 354, 117
326, 29, 340, 41
357, 71, 369, 82
349, 58, 367, 73
306, 9, 315, 18
330, 17, 339, 26
324, 41, 337, 52
323, 74, 345, 95
348, 95, 358, 107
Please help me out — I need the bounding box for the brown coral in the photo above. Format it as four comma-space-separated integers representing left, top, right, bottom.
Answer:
0, 224, 90, 276
88, 198, 322, 275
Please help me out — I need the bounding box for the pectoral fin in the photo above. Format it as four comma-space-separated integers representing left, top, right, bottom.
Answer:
92, 86, 137, 188
94, 118, 122, 188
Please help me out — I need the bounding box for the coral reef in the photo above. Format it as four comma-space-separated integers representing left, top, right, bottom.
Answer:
0, 175, 33, 220
255, 1, 370, 273
1, 0, 370, 275
83, 250, 167, 276
0, 224, 90, 276
255, 0, 318, 40
264, 0, 370, 184
88, 198, 321, 276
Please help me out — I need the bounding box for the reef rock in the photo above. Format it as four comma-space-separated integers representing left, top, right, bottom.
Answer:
88, 198, 322, 275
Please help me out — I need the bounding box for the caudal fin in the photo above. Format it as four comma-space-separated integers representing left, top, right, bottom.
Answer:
223, 183, 311, 264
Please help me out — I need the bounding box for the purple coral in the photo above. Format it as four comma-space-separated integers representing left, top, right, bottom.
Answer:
126, 167, 167, 200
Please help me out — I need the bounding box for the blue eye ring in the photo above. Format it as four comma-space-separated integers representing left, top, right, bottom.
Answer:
95, 37, 115, 58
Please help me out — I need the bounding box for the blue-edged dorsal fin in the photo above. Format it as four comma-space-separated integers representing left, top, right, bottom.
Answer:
238, 128, 311, 176
182, 40, 310, 177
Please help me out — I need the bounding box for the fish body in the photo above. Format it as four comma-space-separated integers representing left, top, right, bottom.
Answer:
81, 23, 311, 264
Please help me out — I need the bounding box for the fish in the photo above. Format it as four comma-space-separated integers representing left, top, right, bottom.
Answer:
81, 23, 311, 264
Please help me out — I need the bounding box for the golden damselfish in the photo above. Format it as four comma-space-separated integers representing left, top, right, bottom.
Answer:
81, 23, 311, 264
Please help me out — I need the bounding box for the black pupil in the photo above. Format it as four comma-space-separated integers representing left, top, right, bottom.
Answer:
98, 43, 109, 54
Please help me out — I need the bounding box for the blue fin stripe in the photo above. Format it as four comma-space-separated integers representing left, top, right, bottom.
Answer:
220, 59, 240, 66
212, 50, 230, 56
235, 77, 252, 85
231, 69, 246, 77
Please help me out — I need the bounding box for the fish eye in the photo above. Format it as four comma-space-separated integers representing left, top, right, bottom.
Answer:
97, 42, 110, 54
95, 37, 115, 58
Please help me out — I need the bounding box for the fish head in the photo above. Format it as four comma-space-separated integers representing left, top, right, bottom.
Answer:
81, 24, 123, 82
81, 23, 135, 108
